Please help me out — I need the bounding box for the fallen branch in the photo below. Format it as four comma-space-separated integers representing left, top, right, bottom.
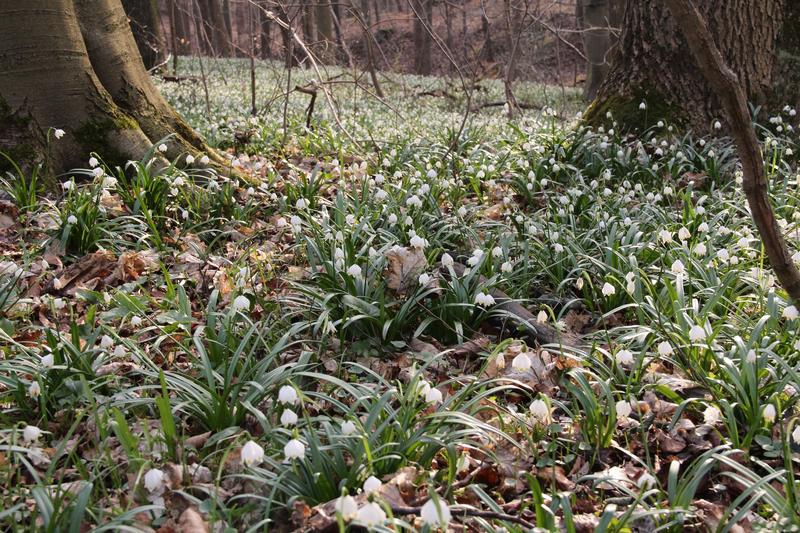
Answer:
294, 83, 318, 130
442, 263, 576, 346
664, 0, 800, 300
390, 504, 535, 529
471, 100, 544, 113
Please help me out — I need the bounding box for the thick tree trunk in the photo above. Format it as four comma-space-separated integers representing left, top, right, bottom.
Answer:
122, 0, 165, 70
74, 0, 225, 165
0, 0, 224, 180
585, 0, 783, 132
0, 0, 153, 176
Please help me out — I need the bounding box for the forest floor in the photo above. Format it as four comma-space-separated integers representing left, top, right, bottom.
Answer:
1, 59, 799, 532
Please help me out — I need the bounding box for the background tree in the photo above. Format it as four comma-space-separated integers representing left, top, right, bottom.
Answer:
122, 0, 165, 70
576, 0, 623, 101
585, 0, 796, 132
0, 0, 221, 177
412, 0, 433, 75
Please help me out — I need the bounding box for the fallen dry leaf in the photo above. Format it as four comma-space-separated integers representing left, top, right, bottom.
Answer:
384, 246, 426, 294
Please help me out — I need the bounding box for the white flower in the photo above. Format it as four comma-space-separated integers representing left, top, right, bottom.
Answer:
420, 498, 451, 528
763, 404, 776, 424
615, 400, 633, 419
671, 260, 685, 274
278, 385, 298, 405
281, 409, 299, 426
89, 157, 99, 168
418, 272, 431, 285
529, 399, 551, 424
457, 206, 467, 217
41, 353, 54, 368
28, 381, 41, 398
131, 315, 143, 327
714, 120, 722, 130
639, 102, 646, 110
100, 335, 114, 349
66, 215, 77, 225
793, 425, 800, 444
537, 310, 548, 324
406, 195, 423, 208
410, 235, 427, 249
157, 143, 168, 153
474, 292, 495, 307
575, 278, 584, 290
341, 420, 357, 435
746, 349, 757, 363
657, 341, 673, 356
601, 282, 615, 296
335, 495, 358, 520
495, 353, 506, 370
615, 349, 634, 366
363, 475, 382, 495
284, 439, 305, 460
637, 471, 657, 490
441, 253, 454, 268
347, 264, 362, 278
659, 229, 673, 244
54, 128, 65, 139
783, 305, 799, 320
296, 198, 308, 209
501, 261, 513, 273
62, 180, 75, 191
113, 345, 127, 357
512, 352, 532, 372
492, 246, 503, 258
356, 502, 386, 526
200, 155, 210, 165
241, 440, 265, 466
232, 294, 250, 312
689, 325, 707, 342
693, 243, 707, 256
22, 425, 42, 444
703, 405, 721, 425
185, 154, 195, 165
144, 468, 166, 493
678, 226, 691, 241
425, 387, 443, 404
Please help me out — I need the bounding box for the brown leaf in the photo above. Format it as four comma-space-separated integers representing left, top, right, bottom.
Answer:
50, 250, 116, 295
185, 431, 212, 450
178, 507, 208, 533
536, 465, 575, 491
384, 246, 426, 294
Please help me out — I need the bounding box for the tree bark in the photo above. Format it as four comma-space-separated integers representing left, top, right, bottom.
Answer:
0, 0, 153, 176
585, 0, 784, 133
74, 0, 224, 164
0, 0, 222, 179
664, 0, 800, 300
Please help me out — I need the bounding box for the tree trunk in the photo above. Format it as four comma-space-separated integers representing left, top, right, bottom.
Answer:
122, 0, 165, 70
202, 0, 232, 56
315, 0, 335, 62
585, 0, 784, 132
0, 0, 151, 176
74, 0, 223, 163
412, 0, 433, 75
258, 0, 271, 59
576, 0, 623, 102
0, 0, 221, 178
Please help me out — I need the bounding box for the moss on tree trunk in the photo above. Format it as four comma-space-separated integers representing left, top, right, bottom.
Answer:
585, 0, 786, 133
